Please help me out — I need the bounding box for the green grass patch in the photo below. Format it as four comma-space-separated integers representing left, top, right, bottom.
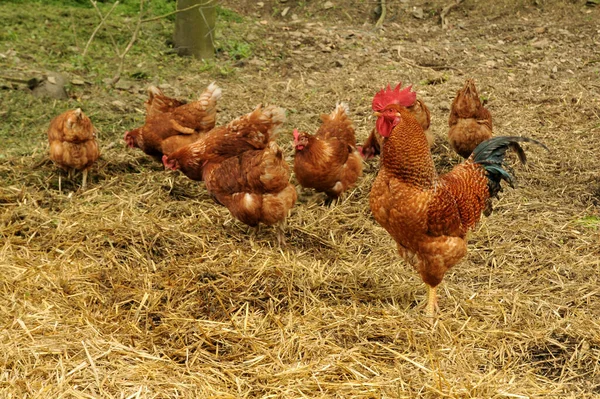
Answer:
576, 215, 600, 229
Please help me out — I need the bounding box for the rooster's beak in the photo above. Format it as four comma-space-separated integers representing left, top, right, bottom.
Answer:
373, 112, 381, 117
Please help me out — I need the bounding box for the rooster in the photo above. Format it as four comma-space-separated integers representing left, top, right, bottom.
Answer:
47, 108, 99, 191
163, 105, 295, 244
369, 83, 546, 316
124, 82, 221, 161
359, 86, 433, 160
448, 78, 493, 158
293, 103, 363, 201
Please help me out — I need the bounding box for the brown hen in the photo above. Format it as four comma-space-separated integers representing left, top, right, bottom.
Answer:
47, 108, 99, 191
124, 82, 221, 161
293, 103, 363, 201
448, 78, 493, 158
164, 105, 294, 244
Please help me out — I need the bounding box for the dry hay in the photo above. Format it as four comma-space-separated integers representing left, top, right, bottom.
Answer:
1, 0, 600, 398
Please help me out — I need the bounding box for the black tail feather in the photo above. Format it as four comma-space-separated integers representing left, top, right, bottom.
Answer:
472, 136, 548, 197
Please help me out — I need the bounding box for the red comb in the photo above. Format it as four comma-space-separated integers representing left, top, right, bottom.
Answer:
372, 83, 417, 111
293, 129, 300, 141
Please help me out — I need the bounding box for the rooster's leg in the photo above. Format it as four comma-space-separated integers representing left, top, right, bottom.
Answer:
58, 173, 62, 193
81, 169, 88, 190
426, 285, 438, 317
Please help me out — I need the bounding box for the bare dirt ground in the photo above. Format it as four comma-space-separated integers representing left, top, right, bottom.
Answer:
1, 0, 600, 397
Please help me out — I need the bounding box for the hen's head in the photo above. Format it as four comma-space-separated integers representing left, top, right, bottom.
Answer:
162, 155, 179, 171
372, 83, 416, 138
293, 129, 310, 151
357, 145, 375, 160
62, 108, 94, 136
124, 129, 140, 149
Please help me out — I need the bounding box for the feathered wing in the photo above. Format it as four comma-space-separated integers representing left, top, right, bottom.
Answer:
145, 86, 187, 118
170, 82, 222, 133
177, 104, 286, 164
164, 105, 286, 181
433, 136, 548, 234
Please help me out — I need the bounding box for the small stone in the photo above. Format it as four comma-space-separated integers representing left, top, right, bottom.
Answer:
552, 66, 558, 73
71, 78, 85, 85
323, 1, 334, 9
531, 38, 550, 48
249, 58, 267, 67
438, 101, 450, 111
111, 100, 127, 110
257, 2, 264, 7
534, 26, 546, 34
115, 79, 134, 90
412, 7, 424, 19
281, 7, 290, 17
32, 72, 68, 99
486, 60, 496, 68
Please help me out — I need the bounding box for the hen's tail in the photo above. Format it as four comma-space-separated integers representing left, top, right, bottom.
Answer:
472, 136, 548, 198
330, 102, 350, 119
196, 82, 222, 131
197, 82, 222, 109
318, 102, 356, 145
228, 104, 286, 140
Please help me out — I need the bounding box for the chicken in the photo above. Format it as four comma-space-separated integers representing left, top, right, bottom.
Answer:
163, 105, 295, 244
124, 82, 221, 161
359, 85, 433, 160
163, 104, 285, 181
203, 142, 297, 245
448, 78, 493, 158
368, 83, 546, 316
293, 103, 363, 201
47, 108, 99, 191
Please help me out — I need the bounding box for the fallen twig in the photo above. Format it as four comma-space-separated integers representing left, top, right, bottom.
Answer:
440, 0, 464, 29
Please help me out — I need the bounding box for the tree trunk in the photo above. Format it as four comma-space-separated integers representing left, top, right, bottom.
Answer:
173, 0, 216, 60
